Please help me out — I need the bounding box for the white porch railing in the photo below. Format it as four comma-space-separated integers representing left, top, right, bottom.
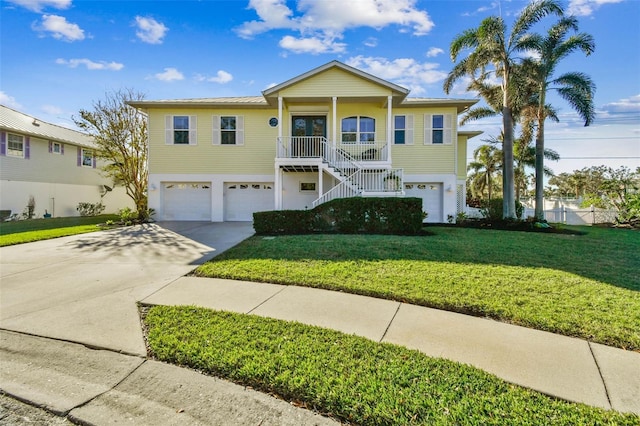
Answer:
276, 136, 401, 208
277, 137, 388, 162
277, 136, 325, 158
312, 169, 404, 207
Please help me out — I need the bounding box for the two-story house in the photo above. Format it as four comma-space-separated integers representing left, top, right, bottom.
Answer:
130, 61, 480, 223
0, 105, 131, 218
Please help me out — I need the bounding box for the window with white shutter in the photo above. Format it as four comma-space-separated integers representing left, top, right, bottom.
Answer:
424, 114, 453, 145
393, 114, 414, 145
213, 115, 244, 145
165, 115, 197, 145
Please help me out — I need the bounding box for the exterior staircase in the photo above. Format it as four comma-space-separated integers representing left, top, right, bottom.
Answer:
311, 138, 403, 207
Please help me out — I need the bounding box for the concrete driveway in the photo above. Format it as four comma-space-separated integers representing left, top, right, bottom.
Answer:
0, 221, 255, 356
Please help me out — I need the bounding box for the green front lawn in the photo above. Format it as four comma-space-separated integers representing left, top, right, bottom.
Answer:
0, 215, 118, 246
194, 226, 640, 350
145, 306, 638, 425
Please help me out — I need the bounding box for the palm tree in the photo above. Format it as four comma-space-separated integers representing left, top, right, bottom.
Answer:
444, 0, 563, 219
467, 143, 502, 201
520, 16, 596, 219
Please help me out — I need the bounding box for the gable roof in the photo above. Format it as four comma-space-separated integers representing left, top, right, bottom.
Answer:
262, 60, 410, 99
0, 105, 94, 147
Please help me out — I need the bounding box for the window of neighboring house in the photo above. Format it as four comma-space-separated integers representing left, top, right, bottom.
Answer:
7, 133, 25, 158
80, 148, 95, 167
213, 115, 244, 145
49, 141, 63, 154
341, 116, 375, 144
425, 114, 452, 145
165, 115, 197, 145
393, 115, 414, 145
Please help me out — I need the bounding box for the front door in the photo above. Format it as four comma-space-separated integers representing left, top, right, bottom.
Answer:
292, 116, 326, 157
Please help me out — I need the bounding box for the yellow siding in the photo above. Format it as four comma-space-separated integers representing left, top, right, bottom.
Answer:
149, 109, 277, 175
457, 135, 468, 179
390, 107, 459, 174
278, 68, 393, 98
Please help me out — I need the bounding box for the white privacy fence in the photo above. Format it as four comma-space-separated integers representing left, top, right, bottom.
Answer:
466, 206, 619, 225
522, 207, 618, 225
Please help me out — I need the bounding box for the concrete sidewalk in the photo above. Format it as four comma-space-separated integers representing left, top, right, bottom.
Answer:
143, 277, 640, 415
1, 222, 639, 424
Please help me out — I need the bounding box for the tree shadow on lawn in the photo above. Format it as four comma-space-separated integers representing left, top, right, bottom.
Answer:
213, 226, 640, 293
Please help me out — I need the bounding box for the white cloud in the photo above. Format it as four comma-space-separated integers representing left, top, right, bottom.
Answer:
7, 0, 70, 12
567, 0, 623, 16
55, 58, 124, 70
196, 70, 234, 84
601, 94, 640, 113
0, 91, 23, 109
364, 37, 378, 48
279, 35, 346, 54
236, 0, 434, 54
134, 16, 168, 44
41, 104, 63, 115
425, 47, 444, 58
154, 67, 184, 82
34, 14, 84, 41
346, 56, 448, 95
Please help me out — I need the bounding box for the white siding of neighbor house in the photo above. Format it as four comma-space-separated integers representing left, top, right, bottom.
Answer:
0, 131, 133, 218
0, 133, 105, 185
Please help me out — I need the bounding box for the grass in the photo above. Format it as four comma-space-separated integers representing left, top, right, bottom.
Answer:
194, 226, 640, 350
0, 215, 118, 246
144, 306, 639, 425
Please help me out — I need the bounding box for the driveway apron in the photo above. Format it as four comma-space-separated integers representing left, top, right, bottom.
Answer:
0, 222, 254, 356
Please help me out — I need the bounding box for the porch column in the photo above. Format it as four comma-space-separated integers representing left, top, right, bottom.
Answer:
387, 95, 393, 162
332, 96, 337, 146
275, 165, 282, 210
318, 166, 323, 201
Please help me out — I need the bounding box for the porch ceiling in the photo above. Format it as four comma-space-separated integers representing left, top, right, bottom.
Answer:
280, 165, 319, 173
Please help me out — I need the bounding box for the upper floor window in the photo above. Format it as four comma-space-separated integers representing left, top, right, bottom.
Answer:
78, 147, 95, 168
393, 115, 414, 145
49, 141, 64, 154
213, 115, 244, 145
425, 114, 452, 145
341, 116, 375, 144
165, 115, 197, 145
7, 133, 25, 157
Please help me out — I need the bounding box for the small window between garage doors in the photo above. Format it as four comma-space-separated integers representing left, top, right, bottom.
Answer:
403, 183, 443, 223
224, 182, 274, 221
162, 182, 212, 221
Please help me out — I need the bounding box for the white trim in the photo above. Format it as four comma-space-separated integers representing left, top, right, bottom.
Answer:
332, 97, 337, 145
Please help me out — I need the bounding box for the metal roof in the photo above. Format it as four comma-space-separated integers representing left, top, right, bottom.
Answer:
0, 105, 94, 147
128, 96, 268, 108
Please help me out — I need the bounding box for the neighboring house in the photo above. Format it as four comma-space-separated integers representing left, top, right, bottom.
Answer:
0, 105, 131, 218
130, 61, 481, 223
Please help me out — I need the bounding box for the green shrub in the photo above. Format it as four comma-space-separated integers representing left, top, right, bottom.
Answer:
481, 198, 524, 220
253, 197, 424, 235
77, 202, 106, 217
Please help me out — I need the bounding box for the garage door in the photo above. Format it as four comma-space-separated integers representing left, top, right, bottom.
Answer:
404, 183, 443, 223
162, 182, 211, 221
224, 182, 274, 221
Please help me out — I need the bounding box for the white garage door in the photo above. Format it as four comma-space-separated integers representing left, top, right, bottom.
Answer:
162, 182, 211, 221
224, 182, 274, 221
404, 183, 443, 223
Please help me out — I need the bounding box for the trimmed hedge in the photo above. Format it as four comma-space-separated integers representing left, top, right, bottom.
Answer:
253, 197, 424, 235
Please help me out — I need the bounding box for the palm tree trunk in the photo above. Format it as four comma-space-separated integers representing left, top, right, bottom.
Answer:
502, 106, 516, 219
534, 117, 546, 220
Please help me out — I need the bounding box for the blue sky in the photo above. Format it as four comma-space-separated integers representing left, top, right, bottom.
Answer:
1, 0, 638, 176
